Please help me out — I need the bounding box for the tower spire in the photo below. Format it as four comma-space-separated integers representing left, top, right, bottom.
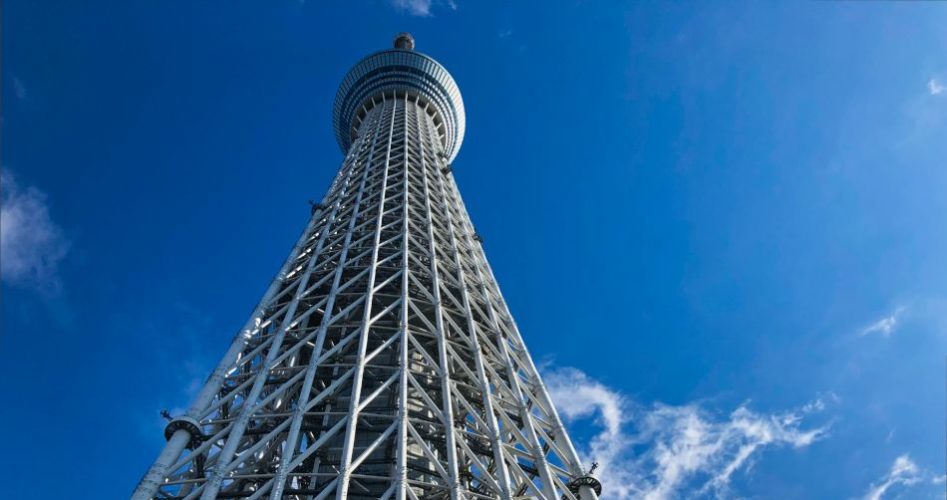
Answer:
133, 35, 600, 500
393, 32, 415, 50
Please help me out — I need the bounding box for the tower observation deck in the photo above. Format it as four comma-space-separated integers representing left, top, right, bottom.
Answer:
133, 33, 601, 500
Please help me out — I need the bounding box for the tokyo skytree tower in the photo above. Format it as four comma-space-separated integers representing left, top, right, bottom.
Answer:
133, 33, 602, 500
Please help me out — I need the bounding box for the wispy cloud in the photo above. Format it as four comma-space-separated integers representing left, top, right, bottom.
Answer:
859, 307, 906, 338
391, 0, 431, 16
388, 0, 456, 17
862, 454, 926, 500
897, 75, 947, 147
12, 77, 27, 100
1, 169, 70, 292
929, 78, 944, 96
545, 367, 828, 499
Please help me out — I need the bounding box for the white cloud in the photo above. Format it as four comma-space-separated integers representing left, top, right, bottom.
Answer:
545, 367, 828, 499
861, 453, 945, 500
862, 454, 922, 500
929, 78, 944, 96
0, 169, 70, 292
388, 0, 455, 16
390, 0, 433, 16
859, 307, 906, 338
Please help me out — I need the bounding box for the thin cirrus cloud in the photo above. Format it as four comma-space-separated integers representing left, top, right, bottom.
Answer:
544, 367, 828, 500
0, 169, 70, 293
858, 307, 906, 338
389, 0, 456, 17
928, 78, 944, 96
13, 77, 27, 100
861, 454, 944, 500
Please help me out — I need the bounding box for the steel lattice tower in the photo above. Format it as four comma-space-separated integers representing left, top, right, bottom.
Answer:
134, 34, 602, 500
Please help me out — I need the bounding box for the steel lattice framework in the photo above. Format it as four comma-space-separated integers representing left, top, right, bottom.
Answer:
134, 34, 601, 500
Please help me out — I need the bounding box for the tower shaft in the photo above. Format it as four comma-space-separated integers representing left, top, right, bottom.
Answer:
134, 36, 599, 500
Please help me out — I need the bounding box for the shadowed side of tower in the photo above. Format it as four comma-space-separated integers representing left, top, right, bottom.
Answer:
133, 34, 601, 500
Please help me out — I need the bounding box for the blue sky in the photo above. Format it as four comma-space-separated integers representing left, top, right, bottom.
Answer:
2, 1, 946, 498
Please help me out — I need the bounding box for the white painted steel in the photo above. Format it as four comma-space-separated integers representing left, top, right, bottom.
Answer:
134, 36, 599, 500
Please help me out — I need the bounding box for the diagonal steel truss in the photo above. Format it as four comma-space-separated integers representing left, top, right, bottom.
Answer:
134, 39, 601, 500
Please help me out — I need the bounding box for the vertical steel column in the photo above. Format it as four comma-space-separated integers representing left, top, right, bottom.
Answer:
335, 96, 398, 500
302, 105, 388, 500
265, 104, 388, 499
476, 245, 588, 477
200, 204, 338, 498
417, 105, 462, 500
453, 181, 597, 498
441, 174, 564, 499
578, 485, 601, 500
423, 110, 513, 498
393, 95, 414, 500
199, 101, 385, 500
132, 192, 336, 499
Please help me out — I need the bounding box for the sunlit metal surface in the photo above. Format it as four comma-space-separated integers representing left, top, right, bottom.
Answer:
134, 34, 599, 500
